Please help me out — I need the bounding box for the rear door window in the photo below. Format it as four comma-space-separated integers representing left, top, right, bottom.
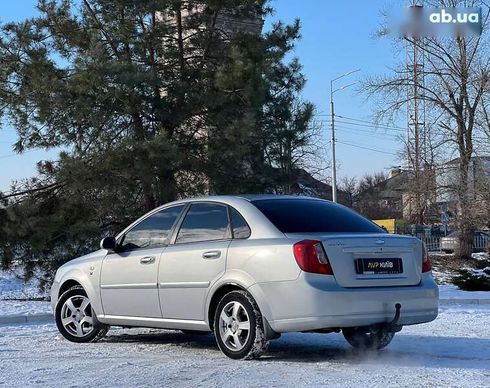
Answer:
229, 207, 251, 239
176, 203, 230, 243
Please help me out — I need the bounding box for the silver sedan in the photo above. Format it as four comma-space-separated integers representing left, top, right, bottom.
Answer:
51, 195, 438, 359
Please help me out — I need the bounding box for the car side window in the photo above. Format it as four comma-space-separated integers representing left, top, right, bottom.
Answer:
229, 207, 251, 239
120, 205, 185, 251
176, 203, 229, 244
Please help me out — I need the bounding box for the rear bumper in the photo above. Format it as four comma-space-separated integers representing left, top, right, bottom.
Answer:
249, 272, 438, 333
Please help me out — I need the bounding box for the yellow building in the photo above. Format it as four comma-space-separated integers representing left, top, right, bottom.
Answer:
373, 219, 397, 233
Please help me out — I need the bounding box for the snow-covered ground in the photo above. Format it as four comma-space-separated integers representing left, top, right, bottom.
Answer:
0, 301, 52, 316
0, 267, 489, 386
439, 284, 490, 301
0, 305, 489, 387
0, 268, 48, 301
0, 268, 52, 317
472, 252, 489, 261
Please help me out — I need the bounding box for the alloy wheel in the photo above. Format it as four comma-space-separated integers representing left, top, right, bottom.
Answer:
60, 295, 94, 338
218, 301, 251, 352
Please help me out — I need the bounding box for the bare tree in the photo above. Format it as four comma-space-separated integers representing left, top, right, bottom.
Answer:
365, 0, 490, 258
340, 172, 405, 220
339, 176, 358, 207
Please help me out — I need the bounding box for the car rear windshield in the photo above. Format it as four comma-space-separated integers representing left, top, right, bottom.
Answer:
251, 199, 385, 234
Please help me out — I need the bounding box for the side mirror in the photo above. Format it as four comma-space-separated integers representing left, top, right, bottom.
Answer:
100, 236, 117, 252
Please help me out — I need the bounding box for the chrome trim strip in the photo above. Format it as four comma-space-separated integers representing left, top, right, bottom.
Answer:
158, 281, 210, 289
99, 315, 206, 325
97, 315, 210, 330
342, 247, 413, 253
100, 283, 157, 290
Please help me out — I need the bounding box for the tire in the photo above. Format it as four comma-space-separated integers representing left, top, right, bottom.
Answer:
342, 325, 395, 350
181, 330, 211, 335
55, 285, 109, 343
214, 290, 269, 360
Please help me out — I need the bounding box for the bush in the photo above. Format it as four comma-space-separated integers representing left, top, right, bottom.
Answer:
452, 258, 490, 291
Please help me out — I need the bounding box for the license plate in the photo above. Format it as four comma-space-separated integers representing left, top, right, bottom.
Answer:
355, 258, 403, 275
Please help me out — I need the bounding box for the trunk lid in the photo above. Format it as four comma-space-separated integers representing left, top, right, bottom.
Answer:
287, 233, 422, 287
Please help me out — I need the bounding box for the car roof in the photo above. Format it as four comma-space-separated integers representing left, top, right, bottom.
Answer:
150, 195, 332, 214
174, 194, 330, 203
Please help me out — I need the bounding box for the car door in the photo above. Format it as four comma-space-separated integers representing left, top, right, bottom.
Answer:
100, 205, 185, 318
158, 202, 231, 321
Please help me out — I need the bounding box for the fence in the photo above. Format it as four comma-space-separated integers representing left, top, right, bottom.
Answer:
415, 234, 489, 252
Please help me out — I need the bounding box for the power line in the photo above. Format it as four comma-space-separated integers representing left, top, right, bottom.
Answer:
313, 120, 405, 137
336, 115, 407, 131
314, 119, 406, 133
336, 140, 398, 156
314, 114, 407, 132
336, 126, 401, 139
335, 120, 406, 132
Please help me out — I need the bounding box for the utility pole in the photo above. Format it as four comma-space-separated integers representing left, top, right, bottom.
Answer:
330, 69, 361, 202
406, 0, 427, 223
330, 83, 337, 203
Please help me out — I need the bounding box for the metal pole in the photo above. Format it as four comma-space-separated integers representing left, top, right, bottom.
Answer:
330, 80, 337, 203
329, 68, 360, 203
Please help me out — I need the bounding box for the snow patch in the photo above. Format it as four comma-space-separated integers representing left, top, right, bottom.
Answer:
0, 300, 52, 316
431, 269, 453, 285
438, 284, 490, 299
472, 252, 489, 261
0, 269, 48, 301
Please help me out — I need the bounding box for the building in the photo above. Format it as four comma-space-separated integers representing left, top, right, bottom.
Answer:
353, 157, 490, 226
354, 169, 411, 220
436, 156, 490, 224
354, 168, 438, 223
436, 156, 490, 204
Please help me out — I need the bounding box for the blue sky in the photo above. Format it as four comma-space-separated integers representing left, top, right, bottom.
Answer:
0, 0, 404, 192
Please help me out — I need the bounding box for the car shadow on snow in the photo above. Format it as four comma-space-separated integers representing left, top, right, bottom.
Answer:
101, 329, 217, 350
101, 330, 490, 370
264, 333, 490, 370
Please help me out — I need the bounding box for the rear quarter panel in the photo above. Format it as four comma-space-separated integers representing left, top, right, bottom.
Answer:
226, 238, 301, 283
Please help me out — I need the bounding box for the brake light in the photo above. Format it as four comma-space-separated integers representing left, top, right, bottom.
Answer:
422, 243, 432, 272
293, 240, 333, 275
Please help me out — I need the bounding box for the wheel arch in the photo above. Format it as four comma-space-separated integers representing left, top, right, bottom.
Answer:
207, 283, 245, 330
58, 279, 83, 297
55, 269, 103, 316
206, 275, 273, 332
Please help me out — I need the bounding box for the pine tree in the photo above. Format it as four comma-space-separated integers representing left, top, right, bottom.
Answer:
0, 0, 316, 283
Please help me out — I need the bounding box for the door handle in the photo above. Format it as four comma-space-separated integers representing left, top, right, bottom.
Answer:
202, 250, 221, 260
140, 256, 156, 264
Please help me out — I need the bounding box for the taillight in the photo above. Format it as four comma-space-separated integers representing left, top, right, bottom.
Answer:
422, 243, 432, 273
293, 240, 333, 275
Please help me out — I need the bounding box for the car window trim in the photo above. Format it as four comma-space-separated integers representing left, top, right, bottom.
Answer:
171, 201, 232, 245
167, 203, 191, 245
117, 204, 187, 253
